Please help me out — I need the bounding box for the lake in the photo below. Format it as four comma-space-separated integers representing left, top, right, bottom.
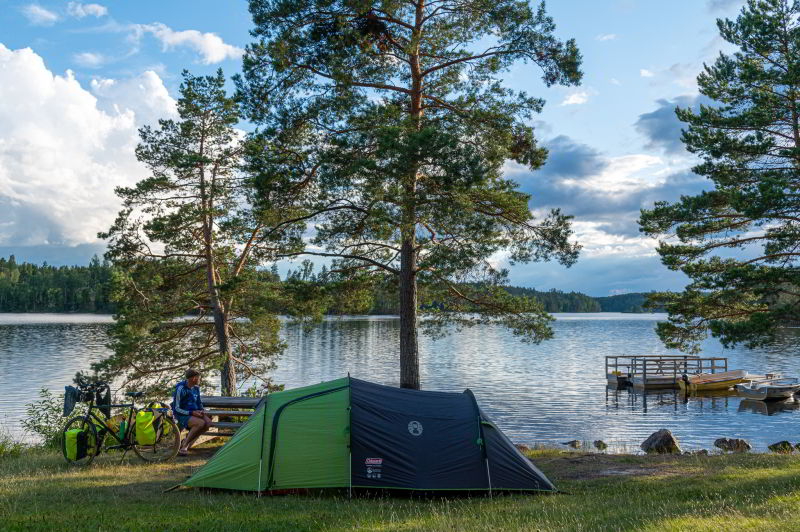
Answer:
2, 313, 800, 451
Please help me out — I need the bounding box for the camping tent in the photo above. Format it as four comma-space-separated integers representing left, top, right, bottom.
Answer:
183, 377, 555, 493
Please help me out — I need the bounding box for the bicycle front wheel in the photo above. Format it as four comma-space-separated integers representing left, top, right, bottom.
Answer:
62, 416, 98, 466
133, 415, 179, 462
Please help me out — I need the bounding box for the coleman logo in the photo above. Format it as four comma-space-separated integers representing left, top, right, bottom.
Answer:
407, 420, 423, 436
365, 458, 383, 465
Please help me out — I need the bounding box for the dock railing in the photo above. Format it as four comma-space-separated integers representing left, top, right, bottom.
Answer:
631, 356, 727, 389
606, 355, 699, 385
606, 355, 728, 389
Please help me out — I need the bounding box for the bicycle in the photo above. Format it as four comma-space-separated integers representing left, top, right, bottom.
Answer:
62, 378, 180, 465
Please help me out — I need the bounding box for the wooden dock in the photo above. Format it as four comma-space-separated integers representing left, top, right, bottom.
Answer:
606, 355, 728, 389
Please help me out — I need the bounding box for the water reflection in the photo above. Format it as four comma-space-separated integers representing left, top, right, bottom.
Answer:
738, 398, 800, 416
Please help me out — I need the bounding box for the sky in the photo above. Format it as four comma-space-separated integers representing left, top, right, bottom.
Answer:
0, 0, 748, 296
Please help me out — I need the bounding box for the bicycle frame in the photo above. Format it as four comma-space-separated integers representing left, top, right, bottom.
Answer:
84, 390, 169, 451
80, 394, 137, 450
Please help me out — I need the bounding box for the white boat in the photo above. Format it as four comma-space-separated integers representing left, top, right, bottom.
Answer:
735, 377, 800, 401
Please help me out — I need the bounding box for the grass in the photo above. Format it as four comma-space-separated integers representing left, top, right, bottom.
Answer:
3, 445, 800, 531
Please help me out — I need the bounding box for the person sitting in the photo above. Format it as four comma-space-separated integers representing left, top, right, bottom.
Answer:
172, 368, 211, 456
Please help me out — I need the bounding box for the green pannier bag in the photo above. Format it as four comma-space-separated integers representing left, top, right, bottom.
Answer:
149, 402, 171, 437
135, 411, 156, 445
65, 428, 88, 461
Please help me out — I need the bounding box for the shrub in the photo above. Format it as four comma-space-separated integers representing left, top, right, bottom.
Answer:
22, 388, 86, 448
0, 427, 24, 458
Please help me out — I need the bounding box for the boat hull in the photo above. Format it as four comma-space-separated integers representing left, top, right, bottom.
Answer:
735, 382, 800, 401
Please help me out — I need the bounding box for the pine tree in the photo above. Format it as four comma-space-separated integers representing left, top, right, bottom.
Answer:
240, 0, 583, 388
640, 0, 800, 352
97, 70, 311, 395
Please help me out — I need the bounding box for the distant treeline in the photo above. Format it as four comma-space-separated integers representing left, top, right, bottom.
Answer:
0, 255, 114, 313
0, 255, 655, 314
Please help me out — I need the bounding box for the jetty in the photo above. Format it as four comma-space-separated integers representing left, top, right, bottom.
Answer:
606, 355, 728, 389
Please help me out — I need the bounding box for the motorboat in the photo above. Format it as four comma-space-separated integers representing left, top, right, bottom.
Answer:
677, 369, 753, 392
735, 377, 800, 401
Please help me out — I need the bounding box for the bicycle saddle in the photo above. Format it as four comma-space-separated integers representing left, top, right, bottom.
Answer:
125, 391, 144, 398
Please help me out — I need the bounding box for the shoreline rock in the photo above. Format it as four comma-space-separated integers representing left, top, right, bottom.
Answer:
714, 438, 751, 453
641, 429, 681, 454
769, 441, 793, 454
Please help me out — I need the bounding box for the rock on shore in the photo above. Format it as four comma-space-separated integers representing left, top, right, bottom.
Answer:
714, 438, 752, 453
641, 429, 681, 454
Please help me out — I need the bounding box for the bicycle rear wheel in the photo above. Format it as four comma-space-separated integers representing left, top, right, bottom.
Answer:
62, 416, 98, 466
133, 414, 179, 462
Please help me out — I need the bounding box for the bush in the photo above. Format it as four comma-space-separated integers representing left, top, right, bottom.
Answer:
22, 388, 86, 448
0, 428, 24, 458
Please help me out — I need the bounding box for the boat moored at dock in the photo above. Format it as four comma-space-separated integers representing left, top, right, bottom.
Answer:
677, 369, 753, 392
735, 378, 800, 401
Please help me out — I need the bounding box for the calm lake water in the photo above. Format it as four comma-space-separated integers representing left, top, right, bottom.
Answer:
2, 313, 800, 451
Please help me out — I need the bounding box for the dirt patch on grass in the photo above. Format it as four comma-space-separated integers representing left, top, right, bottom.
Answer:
534, 452, 694, 480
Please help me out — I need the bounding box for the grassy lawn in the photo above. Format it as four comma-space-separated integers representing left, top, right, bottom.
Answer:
2, 446, 800, 531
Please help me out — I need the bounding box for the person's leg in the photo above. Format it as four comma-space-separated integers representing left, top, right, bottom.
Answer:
181, 416, 206, 452
183, 415, 211, 450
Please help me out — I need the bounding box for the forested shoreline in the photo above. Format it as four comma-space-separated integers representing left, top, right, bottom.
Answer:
0, 255, 654, 314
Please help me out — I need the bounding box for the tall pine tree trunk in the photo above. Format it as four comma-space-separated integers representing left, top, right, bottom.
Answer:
399, 238, 419, 389
397, 0, 425, 390
217, 320, 236, 396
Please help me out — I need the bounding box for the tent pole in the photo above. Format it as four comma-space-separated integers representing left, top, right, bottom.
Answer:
257, 459, 262, 498
348, 373, 352, 500
485, 458, 493, 499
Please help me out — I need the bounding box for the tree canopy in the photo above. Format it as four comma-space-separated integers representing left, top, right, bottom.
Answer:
96, 70, 313, 395
640, 0, 800, 352
240, 0, 583, 388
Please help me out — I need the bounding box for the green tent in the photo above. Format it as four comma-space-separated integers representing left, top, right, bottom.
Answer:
184, 377, 555, 493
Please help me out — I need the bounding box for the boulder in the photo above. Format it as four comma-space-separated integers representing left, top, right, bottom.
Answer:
640, 429, 681, 454
562, 440, 582, 449
769, 441, 794, 454
714, 438, 752, 453
593, 440, 608, 451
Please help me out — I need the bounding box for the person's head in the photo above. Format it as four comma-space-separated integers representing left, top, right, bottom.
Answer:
185, 368, 200, 387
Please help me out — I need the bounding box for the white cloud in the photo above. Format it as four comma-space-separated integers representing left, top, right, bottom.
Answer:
596, 33, 617, 41
22, 4, 59, 26
570, 220, 660, 258
560, 91, 589, 106
134, 23, 243, 64
610, 78, 621, 86
0, 44, 176, 246
67, 2, 108, 18
90, 71, 178, 126
73, 52, 105, 68
563, 154, 663, 194
640, 69, 655, 78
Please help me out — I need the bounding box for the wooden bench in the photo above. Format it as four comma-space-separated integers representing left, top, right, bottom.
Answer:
199, 396, 262, 437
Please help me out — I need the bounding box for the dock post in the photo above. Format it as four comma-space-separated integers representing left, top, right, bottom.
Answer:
642, 358, 647, 389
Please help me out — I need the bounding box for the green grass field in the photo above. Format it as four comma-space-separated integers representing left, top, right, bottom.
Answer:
2, 446, 800, 531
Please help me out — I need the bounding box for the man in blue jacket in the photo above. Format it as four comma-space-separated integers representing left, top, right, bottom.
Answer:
172, 368, 211, 456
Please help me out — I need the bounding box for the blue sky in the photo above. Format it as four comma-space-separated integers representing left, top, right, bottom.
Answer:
0, 0, 746, 295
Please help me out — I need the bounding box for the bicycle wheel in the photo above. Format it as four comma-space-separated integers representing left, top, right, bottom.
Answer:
133, 414, 179, 462
62, 416, 98, 466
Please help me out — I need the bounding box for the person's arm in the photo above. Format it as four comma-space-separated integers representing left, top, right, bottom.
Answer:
173, 384, 193, 416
